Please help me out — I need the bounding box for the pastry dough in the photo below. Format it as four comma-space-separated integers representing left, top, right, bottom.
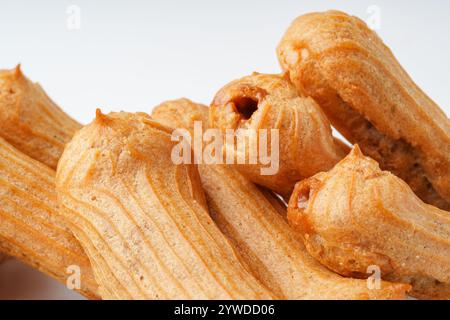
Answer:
56, 110, 273, 300
0, 137, 98, 299
277, 10, 450, 210
0, 66, 81, 169
153, 99, 410, 300
288, 146, 450, 299
209, 73, 348, 197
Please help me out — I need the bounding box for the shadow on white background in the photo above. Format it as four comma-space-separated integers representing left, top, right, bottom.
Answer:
0, 259, 84, 300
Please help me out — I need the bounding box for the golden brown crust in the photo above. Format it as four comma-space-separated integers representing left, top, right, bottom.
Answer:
56, 110, 273, 300
209, 73, 347, 197
0, 66, 81, 169
152, 99, 410, 300
288, 146, 450, 299
277, 10, 450, 210
0, 137, 98, 299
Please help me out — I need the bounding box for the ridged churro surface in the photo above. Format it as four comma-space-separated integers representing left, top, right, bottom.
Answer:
277, 11, 450, 210
153, 99, 410, 300
56, 111, 273, 300
0, 137, 98, 299
0, 66, 81, 169
288, 146, 450, 299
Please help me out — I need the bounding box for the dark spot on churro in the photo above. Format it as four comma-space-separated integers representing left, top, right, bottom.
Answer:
233, 96, 259, 120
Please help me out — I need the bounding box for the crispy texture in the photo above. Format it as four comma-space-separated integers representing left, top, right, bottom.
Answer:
152, 99, 410, 300
288, 146, 450, 299
56, 110, 273, 300
209, 73, 348, 197
0, 66, 81, 169
277, 10, 450, 210
0, 137, 98, 299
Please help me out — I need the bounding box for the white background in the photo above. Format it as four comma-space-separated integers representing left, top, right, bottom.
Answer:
0, 0, 448, 300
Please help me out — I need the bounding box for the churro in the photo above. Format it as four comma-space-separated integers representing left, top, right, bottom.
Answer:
278, 10, 450, 209
288, 146, 450, 299
209, 73, 348, 198
56, 110, 273, 300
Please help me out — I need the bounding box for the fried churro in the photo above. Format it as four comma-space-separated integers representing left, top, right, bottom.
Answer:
288, 146, 450, 299
278, 11, 450, 210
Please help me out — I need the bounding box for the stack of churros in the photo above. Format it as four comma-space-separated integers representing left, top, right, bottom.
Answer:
0, 10, 448, 300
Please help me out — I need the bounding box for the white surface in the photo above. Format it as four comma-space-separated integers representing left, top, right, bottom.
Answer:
0, 0, 448, 300
0, 260, 83, 300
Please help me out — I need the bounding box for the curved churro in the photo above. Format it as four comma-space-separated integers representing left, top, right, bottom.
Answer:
0, 137, 98, 299
209, 73, 348, 198
288, 146, 450, 299
152, 99, 409, 300
0, 65, 81, 169
277, 10, 450, 210
56, 110, 273, 300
